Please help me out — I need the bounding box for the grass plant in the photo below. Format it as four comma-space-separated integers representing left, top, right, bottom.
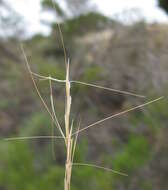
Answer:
4, 8, 164, 189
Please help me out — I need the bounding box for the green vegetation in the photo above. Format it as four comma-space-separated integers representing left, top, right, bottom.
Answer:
0, 0, 168, 189
158, 0, 168, 13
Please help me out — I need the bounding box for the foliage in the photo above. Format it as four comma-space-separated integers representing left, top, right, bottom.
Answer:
42, 0, 65, 18
57, 12, 111, 37
113, 136, 150, 173
1, 2, 168, 189
81, 65, 102, 82
0, 138, 113, 190
41, 0, 94, 18
158, 0, 168, 13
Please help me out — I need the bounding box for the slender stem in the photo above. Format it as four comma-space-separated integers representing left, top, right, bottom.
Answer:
31, 71, 146, 98
71, 80, 145, 98
4, 136, 64, 141
64, 60, 73, 190
49, 78, 65, 139
65, 61, 71, 139
72, 96, 164, 135
72, 163, 128, 176
20, 44, 65, 137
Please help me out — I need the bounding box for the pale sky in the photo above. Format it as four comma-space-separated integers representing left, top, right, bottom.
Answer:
6, 0, 168, 36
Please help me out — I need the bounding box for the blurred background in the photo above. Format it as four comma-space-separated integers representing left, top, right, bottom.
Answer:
0, 0, 168, 189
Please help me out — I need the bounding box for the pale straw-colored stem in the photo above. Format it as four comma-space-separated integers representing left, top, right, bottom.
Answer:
64, 59, 73, 190
49, 78, 65, 139
4, 136, 64, 141
71, 80, 145, 98
32, 72, 66, 83
72, 120, 81, 163
73, 96, 164, 135
31, 71, 145, 98
72, 163, 128, 176
20, 44, 65, 138
65, 60, 72, 140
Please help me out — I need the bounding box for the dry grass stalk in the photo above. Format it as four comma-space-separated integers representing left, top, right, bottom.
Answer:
3, 36, 165, 190
31, 71, 146, 98
0, 1, 162, 189
4, 23, 165, 190
64, 59, 73, 190
5, 44, 164, 190
4, 136, 64, 141
72, 96, 164, 135
72, 163, 128, 176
